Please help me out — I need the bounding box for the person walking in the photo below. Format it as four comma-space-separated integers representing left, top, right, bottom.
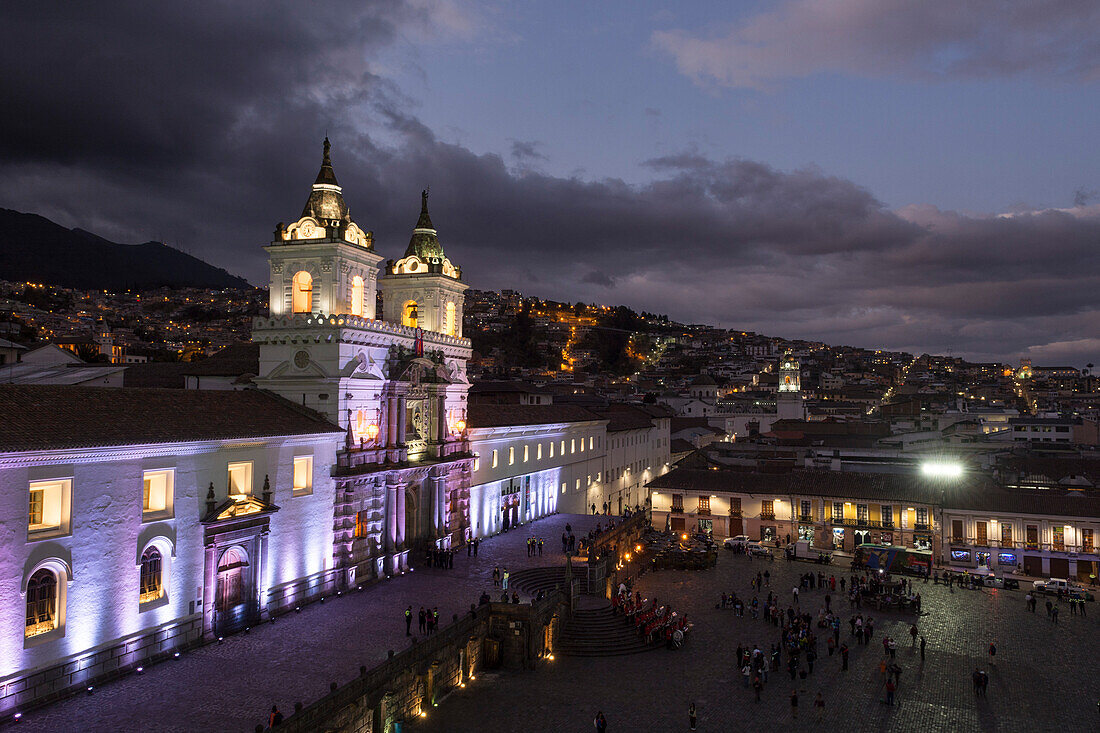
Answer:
920, 635, 926, 661
269, 705, 284, 728
405, 606, 413, 636
1052, 604, 1060, 624
418, 606, 427, 634
910, 624, 918, 646
502, 567, 510, 590
689, 702, 697, 731
593, 710, 607, 732
538, 538, 544, 556
753, 675, 763, 702
988, 641, 997, 666
474, 538, 480, 556
885, 679, 896, 706
493, 566, 501, 588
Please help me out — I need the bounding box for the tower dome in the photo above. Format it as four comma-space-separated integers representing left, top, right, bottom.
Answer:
300, 137, 350, 223
402, 189, 448, 264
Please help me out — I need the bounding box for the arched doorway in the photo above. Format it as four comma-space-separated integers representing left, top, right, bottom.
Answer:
215, 547, 252, 633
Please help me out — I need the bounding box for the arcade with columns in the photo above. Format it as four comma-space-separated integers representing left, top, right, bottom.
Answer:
253, 139, 474, 582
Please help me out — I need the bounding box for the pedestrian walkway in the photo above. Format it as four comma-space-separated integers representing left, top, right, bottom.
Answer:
19, 513, 607, 733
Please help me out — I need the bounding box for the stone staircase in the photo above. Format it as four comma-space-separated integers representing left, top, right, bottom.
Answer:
508, 566, 573, 597
509, 566, 657, 657
556, 600, 658, 657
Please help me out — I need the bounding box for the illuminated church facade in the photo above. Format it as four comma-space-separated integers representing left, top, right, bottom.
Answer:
253, 139, 475, 582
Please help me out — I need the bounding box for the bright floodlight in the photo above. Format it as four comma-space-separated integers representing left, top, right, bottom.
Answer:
921, 461, 962, 478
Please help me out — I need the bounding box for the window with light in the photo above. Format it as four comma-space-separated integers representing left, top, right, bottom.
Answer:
293, 456, 313, 495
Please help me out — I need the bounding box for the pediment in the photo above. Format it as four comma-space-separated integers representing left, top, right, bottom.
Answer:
202, 496, 279, 524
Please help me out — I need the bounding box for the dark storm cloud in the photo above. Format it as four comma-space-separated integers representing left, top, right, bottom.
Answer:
0, 2, 1097, 365
581, 270, 616, 287
509, 140, 548, 163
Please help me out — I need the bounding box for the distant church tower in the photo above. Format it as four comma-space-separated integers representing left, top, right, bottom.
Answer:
379, 189, 467, 338
776, 351, 807, 420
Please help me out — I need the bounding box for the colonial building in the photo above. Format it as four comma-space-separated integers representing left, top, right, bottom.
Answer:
1, 139, 479, 718
253, 140, 476, 583
941, 489, 1100, 580
648, 463, 945, 551
0, 385, 343, 717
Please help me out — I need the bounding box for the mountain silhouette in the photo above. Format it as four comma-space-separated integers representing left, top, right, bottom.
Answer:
0, 208, 251, 290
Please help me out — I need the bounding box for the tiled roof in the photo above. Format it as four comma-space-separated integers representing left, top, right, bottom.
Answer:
0, 385, 343, 452
947, 488, 1100, 519
466, 404, 603, 429
648, 466, 992, 505
589, 403, 667, 432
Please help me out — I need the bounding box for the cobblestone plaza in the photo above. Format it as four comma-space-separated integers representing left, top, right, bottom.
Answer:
414, 545, 1100, 733
14, 514, 1099, 732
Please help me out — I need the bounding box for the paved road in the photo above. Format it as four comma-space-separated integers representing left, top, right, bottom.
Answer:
413, 547, 1100, 733
16, 513, 607, 733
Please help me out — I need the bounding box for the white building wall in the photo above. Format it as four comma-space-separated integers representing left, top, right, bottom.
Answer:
0, 433, 339, 686
466, 420, 606, 534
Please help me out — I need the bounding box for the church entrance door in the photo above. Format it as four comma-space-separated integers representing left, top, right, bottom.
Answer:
214, 547, 257, 634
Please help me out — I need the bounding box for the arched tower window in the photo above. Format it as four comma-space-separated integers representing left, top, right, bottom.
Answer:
402, 300, 419, 328
292, 271, 313, 313
25, 569, 58, 638
444, 302, 457, 336
350, 275, 364, 316
139, 547, 163, 603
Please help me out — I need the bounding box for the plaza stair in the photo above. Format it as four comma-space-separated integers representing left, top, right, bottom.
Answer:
509, 566, 574, 597
556, 602, 658, 657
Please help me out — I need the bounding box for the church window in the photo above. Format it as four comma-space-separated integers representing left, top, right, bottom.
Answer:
293, 456, 313, 496
292, 271, 313, 314
25, 569, 58, 638
350, 276, 364, 316
139, 547, 164, 604
550, 442, 555, 458
523, 445, 529, 463
444, 302, 457, 336
537, 443, 543, 460
355, 510, 369, 538
227, 462, 253, 499
142, 470, 173, 519
402, 301, 419, 328
492, 450, 498, 468
570, 439, 576, 454
509, 447, 515, 465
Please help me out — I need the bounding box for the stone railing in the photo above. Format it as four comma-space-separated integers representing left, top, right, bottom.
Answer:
277, 594, 567, 733
252, 312, 472, 349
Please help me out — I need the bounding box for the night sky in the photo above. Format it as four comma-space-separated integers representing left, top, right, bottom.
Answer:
2, 2, 1098, 364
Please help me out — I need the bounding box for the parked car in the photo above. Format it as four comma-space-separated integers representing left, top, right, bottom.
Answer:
1067, 587, 1095, 602
746, 541, 771, 557
1033, 578, 1072, 595
980, 576, 1020, 590
723, 535, 751, 550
